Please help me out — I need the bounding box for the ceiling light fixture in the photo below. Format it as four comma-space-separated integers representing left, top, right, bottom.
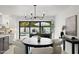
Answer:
24, 5, 45, 20
30, 5, 45, 20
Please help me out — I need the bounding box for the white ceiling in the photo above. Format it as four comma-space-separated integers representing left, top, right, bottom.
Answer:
0, 5, 71, 16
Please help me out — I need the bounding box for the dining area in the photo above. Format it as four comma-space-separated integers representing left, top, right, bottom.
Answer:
11, 20, 63, 54
19, 35, 63, 54
3, 20, 63, 54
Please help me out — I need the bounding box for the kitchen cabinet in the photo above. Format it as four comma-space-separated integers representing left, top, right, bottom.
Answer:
0, 36, 9, 54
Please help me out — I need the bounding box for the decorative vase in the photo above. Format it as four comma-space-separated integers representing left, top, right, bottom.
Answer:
38, 36, 41, 43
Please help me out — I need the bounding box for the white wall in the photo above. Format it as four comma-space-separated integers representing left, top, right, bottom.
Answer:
54, 15, 65, 38
54, 6, 79, 38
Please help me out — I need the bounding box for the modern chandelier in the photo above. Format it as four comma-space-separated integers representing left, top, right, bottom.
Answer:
28, 5, 45, 20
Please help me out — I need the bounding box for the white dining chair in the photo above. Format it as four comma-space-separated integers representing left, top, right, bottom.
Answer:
52, 39, 63, 54
4, 40, 26, 54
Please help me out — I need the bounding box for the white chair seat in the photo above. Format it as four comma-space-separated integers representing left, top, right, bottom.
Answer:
31, 47, 53, 54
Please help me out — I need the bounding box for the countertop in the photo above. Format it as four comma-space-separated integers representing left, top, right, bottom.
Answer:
0, 34, 9, 38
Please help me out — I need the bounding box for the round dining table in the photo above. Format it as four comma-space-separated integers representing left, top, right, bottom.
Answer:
22, 36, 53, 54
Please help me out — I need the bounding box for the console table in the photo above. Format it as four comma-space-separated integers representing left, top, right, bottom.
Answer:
63, 37, 79, 54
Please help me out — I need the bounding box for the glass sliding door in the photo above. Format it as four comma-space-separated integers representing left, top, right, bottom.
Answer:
40, 21, 51, 38
19, 21, 52, 39
30, 21, 40, 37
19, 21, 30, 39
